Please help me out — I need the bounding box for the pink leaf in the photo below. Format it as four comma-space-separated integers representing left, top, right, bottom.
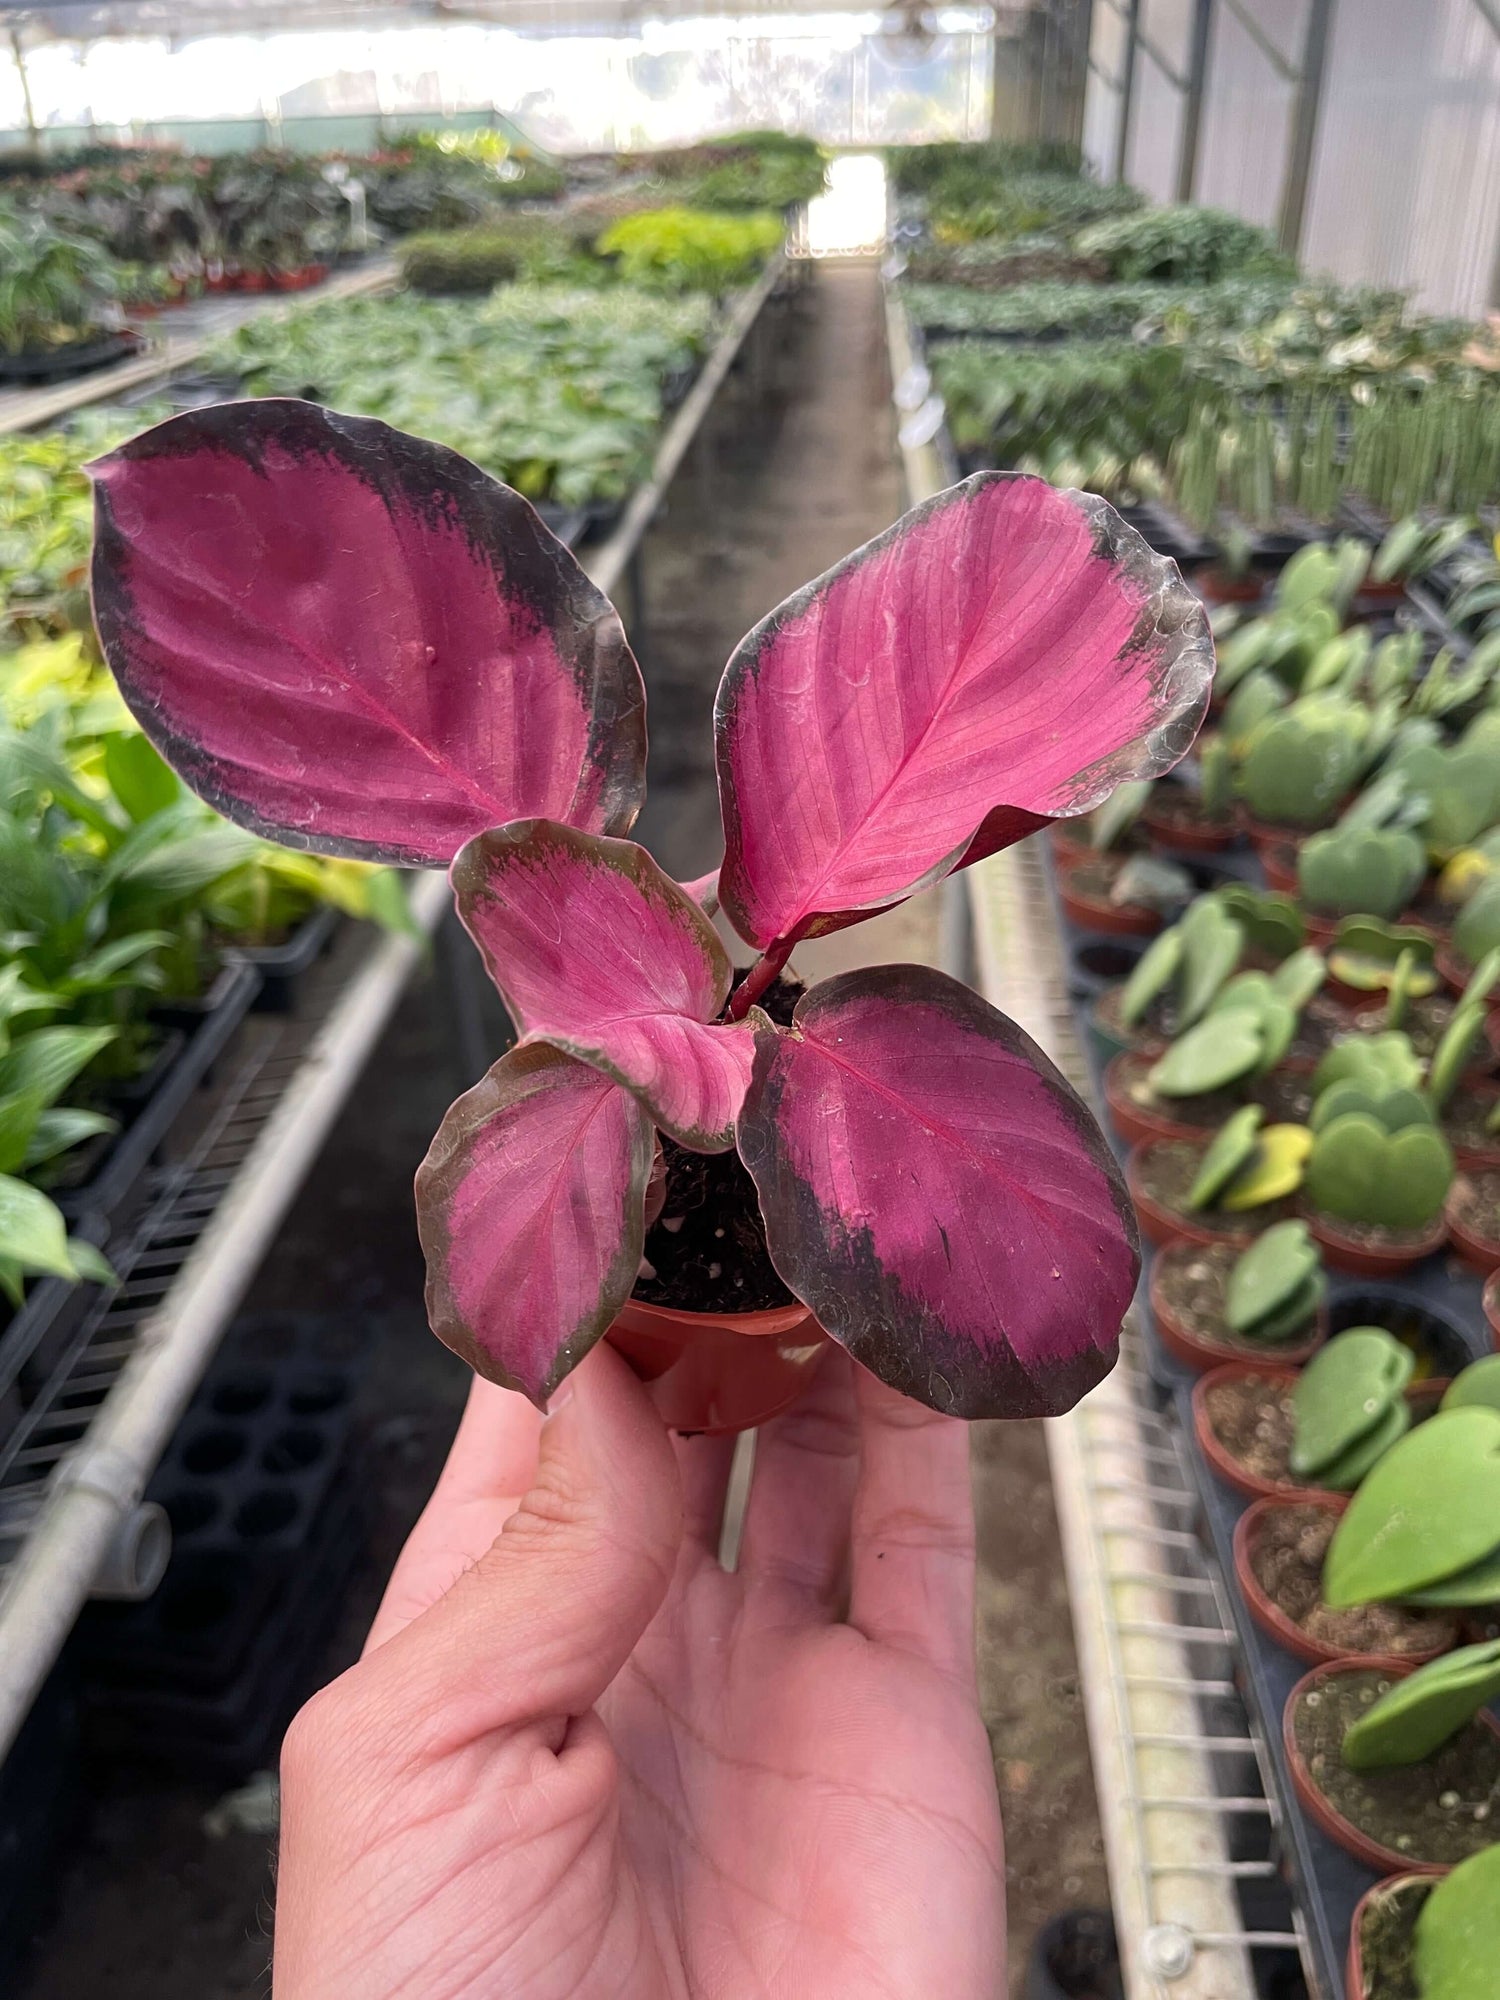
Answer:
678, 868, 720, 918
715, 474, 1211, 950
453, 820, 757, 1151
736, 966, 1138, 1418
416, 1042, 654, 1406
90, 399, 646, 867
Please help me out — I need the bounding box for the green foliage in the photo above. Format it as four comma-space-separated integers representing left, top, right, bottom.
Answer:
1215, 884, 1305, 961
1372, 513, 1478, 586
1149, 1012, 1262, 1097
1442, 1356, 1500, 1416
1297, 824, 1426, 920
0, 199, 118, 355
1176, 897, 1243, 1026
597, 206, 783, 292
1414, 1842, 1500, 2000
1327, 919, 1438, 998
1342, 1639, 1500, 1770
1073, 205, 1292, 284
1454, 877, 1500, 971
1291, 1326, 1412, 1481
1238, 701, 1364, 828
1313, 1028, 1424, 1096
399, 216, 595, 294
1185, 1104, 1262, 1209
1224, 1219, 1324, 1342
1326, 1408, 1500, 1605
902, 274, 1295, 341
1304, 1109, 1453, 1231
1198, 737, 1233, 821
1119, 924, 1181, 1028
1427, 1004, 1486, 1113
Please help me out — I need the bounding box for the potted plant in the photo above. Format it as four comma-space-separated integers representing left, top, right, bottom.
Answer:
1234, 695, 1368, 851
1365, 513, 1478, 602
1348, 1842, 1500, 2000
1283, 1644, 1500, 1873
1233, 1493, 1459, 1667
1325, 918, 1441, 1012
87, 401, 1214, 1431
1149, 1216, 1328, 1371
0, 200, 133, 380
1300, 1040, 1453, 1273
1346, 1873, 1435, 2000
1441, 877, 1500, 997
1128, 1104, 1309, 1251
1055, 785, 1189, 937
1140, 736, 1237, 853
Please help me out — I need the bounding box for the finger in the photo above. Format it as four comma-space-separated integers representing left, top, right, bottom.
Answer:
738, 1346, 858, 1611
847, 1364, 977, 1689
364, 1375, 542, 1653
673, 1428, 737, 1555
367, 1341, 683, 1744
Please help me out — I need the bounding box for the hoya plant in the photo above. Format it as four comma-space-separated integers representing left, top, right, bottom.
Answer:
88, 399, 1212, 1418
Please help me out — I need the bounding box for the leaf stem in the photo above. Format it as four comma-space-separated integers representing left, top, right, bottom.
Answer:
727, 934, 797, 1020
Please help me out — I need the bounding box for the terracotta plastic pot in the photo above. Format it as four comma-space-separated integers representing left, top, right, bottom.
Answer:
1047, 822, 1093, 869
1057, 877, 1162, 938
1283, 1658, 1499, 1876
1238, 809, 1317, 858
1148, 1245, 1327, 1373
1446, 1086, 1500, 1175
606, 1296, 827, 1434
1191, 1362, 1323, 1501
1346, 1874, 1433, 2000
1140, 794, 1237, 855
1484, 1269, 1500, 1350
1234, 1494, 1455, 1671
1128, 1142, 1259, 1252
1260, 842, 1300, 894
1104, 1052, 1214, 1149
1436, 940, 1487, 1003
1194, 567, 1264, 606
1087, 991, 1166, 1069
1443, 1175, 1500, 1276
1306, 1207, 1447, 1277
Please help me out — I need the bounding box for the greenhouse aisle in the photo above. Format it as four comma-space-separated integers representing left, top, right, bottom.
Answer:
17, 262, 1103, 2000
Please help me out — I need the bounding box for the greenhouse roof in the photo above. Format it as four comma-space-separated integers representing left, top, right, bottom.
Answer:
0, 0, 952, 32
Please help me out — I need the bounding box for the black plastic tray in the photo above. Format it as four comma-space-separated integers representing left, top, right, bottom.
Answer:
0, 1212, 111, 1414
225, 905, 339, 1014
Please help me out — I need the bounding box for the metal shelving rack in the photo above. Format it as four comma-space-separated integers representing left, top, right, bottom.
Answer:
884, 286, 1319, 2000
0, 252, 792, 1762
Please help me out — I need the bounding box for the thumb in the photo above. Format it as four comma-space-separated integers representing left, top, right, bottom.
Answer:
374, 1341, 682, 1743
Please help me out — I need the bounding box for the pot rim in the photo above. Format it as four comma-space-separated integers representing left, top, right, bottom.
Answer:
1282, 1656, 1492, 1878
1305, 1206, 1448, 1276
1346, 1872, 1434, 2000
1128, 1141, 1259, 1253
1149, 1245, 1327, 1373
1444, 1175, 1500, 1276
1107, 1054, 1225, 1149
1190, 1361, 1333, 1502
617, 1294, 813, 1337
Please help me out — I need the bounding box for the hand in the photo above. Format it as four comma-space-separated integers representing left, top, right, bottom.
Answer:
274, 1342, 1005, 1999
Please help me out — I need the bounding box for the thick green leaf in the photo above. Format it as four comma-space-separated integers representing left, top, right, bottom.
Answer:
1317, 1397, 1410, 1490
1342, 1640, 1500, 1769
1326, 1409, 1500, 1605
1414, 1843, 1500, 2000
1185, 1104, 1261, 1210
1291, 1327, 1412, 1477
0, 1172, 76, 1280
1149, 1013, 1263, 1096
1225, 1218, 1320, 1333
1119, 925, 1182, 1028
1442, 1356, 1500, 1417
0, 1025, 114, 1109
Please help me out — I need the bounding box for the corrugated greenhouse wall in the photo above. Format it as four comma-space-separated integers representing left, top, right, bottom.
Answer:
1084, 0, 1500, 318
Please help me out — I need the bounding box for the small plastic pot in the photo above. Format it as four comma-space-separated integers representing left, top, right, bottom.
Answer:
1283, 1658, 1498, 1876
1057, 876, 1162, 938
1048, 822, 1094, 870
1148, 1244, 1326, 1373
1066, 936, 1146, 1003
606, 1297, 827, 1434
1436, 940, 1491, 1004
1130, 1146, 1259, 1253
1193, 567, 1264, 606
1104, 1052, 1213, 1149
1260, 842, 1300, 895
1233, 1494, 1455, 1670
1345, 1874, 1433, 2000
1443, 1175, 1500, 1276
1484, 1268, 1500, 1349
1087, 989, 1166, 1070
1191, 1362, 1320, 1501
1238, 808, 1316, 858
1445, 1086, 1500, 1175
1305, 1207, 1447, 1277
1140, 792, 1237, 855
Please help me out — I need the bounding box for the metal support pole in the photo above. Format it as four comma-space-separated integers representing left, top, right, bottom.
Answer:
1113, 0, 1141, 186
1278, 0, 1336, 258
1176, 0, 1215, 203
10, 29, 39, 156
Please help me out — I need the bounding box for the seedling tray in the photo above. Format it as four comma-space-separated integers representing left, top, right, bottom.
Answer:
225, 905, 339, 1014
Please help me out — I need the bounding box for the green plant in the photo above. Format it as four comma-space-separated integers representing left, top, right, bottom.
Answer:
1327, 919, 1438, 1000
1238, 699, 1366, 829
1313, 1028, 1424, 1096
1074, 205, 1291, 285
1274, 538, 1370, 620
1185, 1105, 1310, 1212
1297, 824, 1426, 920
1454, 876, 1500, 970
1224, 1218, 1325, 1343
1414, 1842, 1500, 1999
0, 199, 119, 355
1291, 1325, 1413, 1487
1303, 1072, 1453, 1231
1341, 1639, 1500, 1769
1215, 883, 1305, 961
597, 207, 783, 293
1327, 1401, 1500, 1605
1372, 514, 1477, 586
1198, 737, 1233, 821
399, 216, 597, 294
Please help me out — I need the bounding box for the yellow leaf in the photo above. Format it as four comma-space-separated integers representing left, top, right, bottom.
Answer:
1221, 1123, 1313, 1210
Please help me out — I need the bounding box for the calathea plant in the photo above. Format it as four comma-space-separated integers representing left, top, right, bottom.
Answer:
88, 398, 1211, 1418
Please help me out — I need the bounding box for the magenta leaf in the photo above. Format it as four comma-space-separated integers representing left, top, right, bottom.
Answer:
89, 399, 646, 867
678, 868, 720, 918
453, 820, 757, 1151
715, 473, 1211, 950
736, 966, 1137, 1418
416, 1041, 654, 1406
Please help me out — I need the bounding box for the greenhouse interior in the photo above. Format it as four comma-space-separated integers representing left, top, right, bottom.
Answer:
1, 0, 1500, 1995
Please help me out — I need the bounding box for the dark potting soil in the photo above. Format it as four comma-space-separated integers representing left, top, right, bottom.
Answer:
1118, 1053, 1249, 1135
1204, 1374, 1300, 1483
1156, 1243, 1314, 1352
1137, 1142, 1299, 1235
1250, 1504, 1459, 1657
1145, 789, 1232, 842
1291, 1667, 1500, 1868
1443, 1099, 1500, 1159
1092, 984, 1171, 1048
1447, 1172, 1500, 1251
1309, 1210, 1445, 1252
632, 971, 800, 1314
1353, 1876, 1428, 2000
1250, 1068, 1314, 1125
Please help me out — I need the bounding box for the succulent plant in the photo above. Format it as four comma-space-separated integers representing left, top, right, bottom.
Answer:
1371, 513, 1476, 586
1089, 777, 1152, 851
1274, 536, 1370, 619
1198, 735, 1233, 821
1118, 923, 1182, 1029
1454, 876, 1500, 970
1312, 1027, 1423, 1096
1303, 1099, 1453, 1232
1296, 823, 1426, 920
1387, 740, 1500, 856
1215, 883, 1305, 961
1111, 853, 1194, 915
1414, 1840, 1500, 2000
1291, 1325, 1412, 1486
1176, 896, 1243, 1026
1224, 1219, 1324, 1342
1327, 917, 1438, 999
1150, 965, 1300, 1098
1341, 1638, 1500, 1770
1221, 667, 1287, 753
1426, 1002, 1486, 1113
1327, 1405, 1500, 1605
1238, 698, 1365, 828
1442, 1355, 1500, 1417
1369, 627, 1425, 699
1186, 1107, 1310, 1213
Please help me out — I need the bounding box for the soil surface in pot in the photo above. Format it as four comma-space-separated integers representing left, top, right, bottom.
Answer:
1443, 1098, 1500, 1158
1448, 1170, 1500, 1247
1156, 1243, 1313, 1355
1354, 1877, 1429, 2000
1063, 856, 1138, 909
1249, 1069, 1314, 1123
1137, 1143, 1299, 1236
1309, 1210, 1444, 1255
1291, 1667, 1500, 1867
633, 972, 798, 1313
1204, 1374, 1300, 1483
1092, 984, 1172, 1048
1250, 1504, 1458, 1657
1116, 1052, 1245, 1134
1144, 788, 1233, 843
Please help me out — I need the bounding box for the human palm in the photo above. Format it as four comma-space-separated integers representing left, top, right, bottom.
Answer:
274, 1346, 1005, 1999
